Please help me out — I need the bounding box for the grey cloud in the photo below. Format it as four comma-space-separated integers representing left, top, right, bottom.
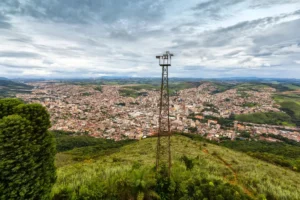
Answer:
252, 52, 273, 57
0, 51, 40, 58
121, 52, 141, 58
32, 44, 85, 57
172, 10, 300, 49
192, 0, 299, 21
0, 13, 11, 29
224, 50, 243, 57
193, 0, 244, 20
184, 66, 206, 71
109, 29, 136, 41
51, 67, 139, 77
253, 18, 300, 46
84, 39, 107, 48
0, 63, 44, 69
8, 37, 32, 43
0, 21, 11, 29
183, 66, 242, 74
171, 40, 199, 49
0, 0, 166, 24
250, 0, 300, 8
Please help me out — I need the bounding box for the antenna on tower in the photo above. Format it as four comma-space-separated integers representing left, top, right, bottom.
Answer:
156, 51, 174, 177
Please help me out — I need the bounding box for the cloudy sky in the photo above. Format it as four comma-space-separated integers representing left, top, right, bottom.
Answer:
0, 0, 300, 78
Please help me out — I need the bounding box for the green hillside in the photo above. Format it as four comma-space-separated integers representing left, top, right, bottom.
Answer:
0, 79, 33, 97
52, 135, 300, 200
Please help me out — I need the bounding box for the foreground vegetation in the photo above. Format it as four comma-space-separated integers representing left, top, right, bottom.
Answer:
53, 131, 136, 167
0, 99, 56, 199
52, 135, 300, 199
220, 140, 300, 172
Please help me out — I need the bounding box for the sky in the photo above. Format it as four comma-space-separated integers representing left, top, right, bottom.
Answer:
0, 0, 300, 79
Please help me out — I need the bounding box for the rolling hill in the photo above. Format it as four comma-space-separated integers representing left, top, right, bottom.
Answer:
0, 78, 33, 97
52, 134, 300, 200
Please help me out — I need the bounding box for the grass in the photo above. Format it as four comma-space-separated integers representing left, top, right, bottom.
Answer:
273, 94, 300, 105
235, 112, 294, 126
284, 84, 300, 90
53, 135, 300, 199
220, 140, 300, 172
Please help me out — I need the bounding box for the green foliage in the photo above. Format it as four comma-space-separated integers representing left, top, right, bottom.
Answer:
55, 134, 111, 152
262, 83, 293, 92
239, 131, 251, 138
82, 92, 91, 96
188, 127, 197, 133
53, 135, 300, 199
0, 79, 33, 97
234, 83, 268, 92
52, 164, 251, 200
242, 102, 258, 108
235, 112, 293, 126
119, 88, 140, 98
0, 115, 36, 199
280, 101, 300, 126
123, 84, 159, 91
180, 155, 194, 170
119, 82, 199, 97
273, 93, 300, 104
265, 133, 300, 146
200, 115, 234, 129
0, 99, 56, 199
220, 140, 300, 172
116, 102, 126, 106
0, 98, 23, 118
210, 82, 235, 94
14, 103, 51, 135
94, 85, 102, 92
54, 131, 135, 153
54, 131, 136, 167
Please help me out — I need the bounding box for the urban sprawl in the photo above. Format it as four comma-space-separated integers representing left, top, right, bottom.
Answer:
17, 82, 300, 142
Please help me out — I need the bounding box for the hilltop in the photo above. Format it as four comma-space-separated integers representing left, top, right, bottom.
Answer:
52, 134, 300, 199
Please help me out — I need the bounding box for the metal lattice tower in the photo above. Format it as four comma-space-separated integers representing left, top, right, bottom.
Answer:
156, 51, 174, 177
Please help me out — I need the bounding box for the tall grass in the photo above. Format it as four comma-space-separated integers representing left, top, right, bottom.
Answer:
53, 135, 300, 199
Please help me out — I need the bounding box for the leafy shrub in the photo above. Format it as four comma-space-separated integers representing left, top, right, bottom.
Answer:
0, 99, 56, 199
180, 155, 194, 170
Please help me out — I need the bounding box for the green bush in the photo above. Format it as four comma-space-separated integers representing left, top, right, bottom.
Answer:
0, 99, 56, 199
0, 98, 23, 118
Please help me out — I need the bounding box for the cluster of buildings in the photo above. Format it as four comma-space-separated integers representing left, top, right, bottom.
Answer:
16, 82, 300, 142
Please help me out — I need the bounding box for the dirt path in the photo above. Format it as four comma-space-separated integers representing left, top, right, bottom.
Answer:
202, 148, 254, 198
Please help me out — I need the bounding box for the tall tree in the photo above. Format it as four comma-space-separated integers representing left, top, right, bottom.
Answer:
0, 100, 56, 199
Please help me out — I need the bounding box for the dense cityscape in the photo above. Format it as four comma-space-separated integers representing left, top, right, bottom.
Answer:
17, 81, 300, 142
